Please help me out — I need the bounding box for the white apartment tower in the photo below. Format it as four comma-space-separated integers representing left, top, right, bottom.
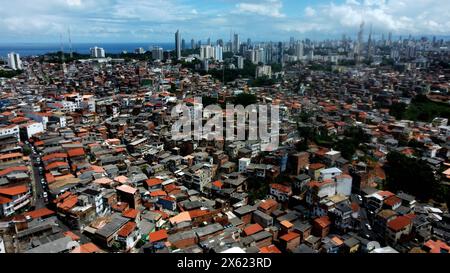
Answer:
7, 52, 23, 70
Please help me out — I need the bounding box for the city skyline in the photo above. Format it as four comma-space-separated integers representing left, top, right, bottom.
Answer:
1, 0, 449, 43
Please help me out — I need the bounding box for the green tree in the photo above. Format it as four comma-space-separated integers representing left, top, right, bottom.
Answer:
232, 93, 257, 107
389, 102, 407, 119
384, 151, 438, 201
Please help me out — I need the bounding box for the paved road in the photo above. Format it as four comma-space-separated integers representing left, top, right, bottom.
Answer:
26, 143, 46, 209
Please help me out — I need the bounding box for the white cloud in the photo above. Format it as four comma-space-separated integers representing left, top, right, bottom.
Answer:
235, 0, 285, 18
304, 6, 316, 17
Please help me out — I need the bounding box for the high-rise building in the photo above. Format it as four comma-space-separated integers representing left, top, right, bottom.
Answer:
90, 46, 105, 58
233, 33, 240, 54
175, 30, 181, 59
135, 47, 145, 54
214, 46, 223, 61
216, 39, 224, 47
151, 46, 164, 61
200, 45, 223, 61
7, 52, 22, 70
255, 65, 272, 78
191, 38, 195, 49
236, 56, 244, 69
181, 39, 186, 50
200, 45, 214, 60
295, 42, 304, 60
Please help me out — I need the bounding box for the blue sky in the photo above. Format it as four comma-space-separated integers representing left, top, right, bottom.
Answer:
0, 0, 449, 43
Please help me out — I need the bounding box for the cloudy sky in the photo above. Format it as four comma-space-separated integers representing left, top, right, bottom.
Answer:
0, 0, 449, 43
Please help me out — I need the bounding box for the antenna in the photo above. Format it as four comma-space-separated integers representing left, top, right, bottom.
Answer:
68, 27, 73, 59
60, 33, 66, 77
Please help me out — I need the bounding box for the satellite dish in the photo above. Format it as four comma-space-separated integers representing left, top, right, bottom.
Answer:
67, 241, 80, 250
367, 241, 380, 251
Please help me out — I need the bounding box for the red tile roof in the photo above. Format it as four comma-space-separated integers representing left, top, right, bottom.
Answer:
424, 240, 450, 253
387, 216, 412, 232
150, 190, 167, 197
42, 153, 68, 161
122, 208, 139, 219
384, 195, 402, 207
0, 166, 28, 177
280, 231, 300, 242
149, 229, 168, 243
117, 222, 137, 237
0, 185, 28, 196
188, 209, 210, 219
0, 152, 23, 160
23, 208, 55, 219
0, 196, 12, 205
243, 223, 264, 236
64, 231, 81, 241
259, 199, 278, 211
45, 161, 69, 171
67, 148, 85, 157
314, 216, 331, 228
212, 180, 224, 189
270, 183, 292, 194
71, 243, 102, 253
57, 195, 78, 211
309, 163, 325, 170
260, 245, 282, 253
145, 178, 163, 187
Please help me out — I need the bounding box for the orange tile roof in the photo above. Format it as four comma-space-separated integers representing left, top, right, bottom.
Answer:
280, 231, 300, 242
45, 161, 69, 171
42, 153, 68, 161
212, 180, 224, 189
117, 222, 137, 238
0, 185, 28, 196
67, 148, 85, 157
188, 209, 210, 219
23, 208, 55, 219
331, 236, 344, 246
243, 223, 264, 236
259, 199, 277, 211
384, 195, 402, 207
0, 152, 23, 160
64, 231, 81, 241
280, 220, 294, 229
260, 245, 282, 253
57, 195, 78, 210
314, 216, 331, 228
0, 166, 28, 177
71, 243, 102, 253
145, 178, 163, 187
424, 240, 450, 253
122, 208, 139, 219
0, 196, 12, 205
150, 190, 167, 197
309, 163, 325, 170
149, 229, 168, 243
270, 183, 292, 194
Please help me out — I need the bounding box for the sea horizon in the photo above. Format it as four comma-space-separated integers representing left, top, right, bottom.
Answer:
0, 42, 176, 58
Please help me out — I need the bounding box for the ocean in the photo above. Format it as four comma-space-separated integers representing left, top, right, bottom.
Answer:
0, 42, 175, 58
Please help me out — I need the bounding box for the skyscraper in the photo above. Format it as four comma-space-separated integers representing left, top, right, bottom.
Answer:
181, 39, 186, 50
7, 52, 22, 70
295, 42, 304, 60
175, 30, 181, 60
152, 46, 164, 61
90, 46, 105, 58
191, 38, 195, 49
214, 46, 223, 62
233, 33, 240, 54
